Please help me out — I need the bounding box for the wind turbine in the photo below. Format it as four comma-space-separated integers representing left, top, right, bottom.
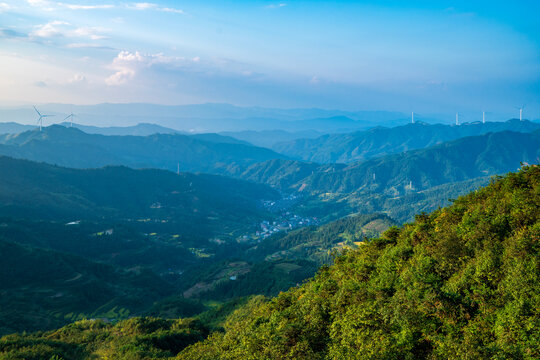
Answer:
33, 106, 54, 131
517, 105, 526, 121
455, 112, 460, 126
411, 111, 415, 124
481, 111, 493, 124
63, 111, 76, 127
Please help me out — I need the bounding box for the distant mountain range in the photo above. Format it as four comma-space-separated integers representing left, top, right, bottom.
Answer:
220, 129, 324, 148
302, 130, 540, 194
0, 103, 410, 132
273, 119, 540, 163
0, 122, 36, 134
0, 125, 285, 174
243, 131, 540, 195
60, 122, 183, 136
230, 131, 539, 222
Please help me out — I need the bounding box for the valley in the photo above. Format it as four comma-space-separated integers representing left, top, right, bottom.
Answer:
0, 117, 538, 339
1, 1, 538, 357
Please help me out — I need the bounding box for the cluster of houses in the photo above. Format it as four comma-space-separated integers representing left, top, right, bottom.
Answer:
255, 212, 319, 240
261, 193, 301, 212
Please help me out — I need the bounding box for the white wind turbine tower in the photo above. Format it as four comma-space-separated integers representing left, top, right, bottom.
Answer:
482, 111, 493, 124
63, 111, 76, 127
33, 106, 54, 131
518, 105, 526, 121
455, 112, 460, 126
411, 111, 415, 124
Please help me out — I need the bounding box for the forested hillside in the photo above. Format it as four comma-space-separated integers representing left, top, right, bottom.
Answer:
0, 239, 175, 335
231, 131, 539, 222
236, 131, 539, 195
1, 166, 537, 359
0, 156, 277, 222
301, 130, 540, 194
0, 125, 286, 174
273, 119, 540, 163
179, 165, 539, 359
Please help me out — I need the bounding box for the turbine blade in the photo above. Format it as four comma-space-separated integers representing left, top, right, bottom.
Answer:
33, 106, 42, 117
63, 114, 71, 121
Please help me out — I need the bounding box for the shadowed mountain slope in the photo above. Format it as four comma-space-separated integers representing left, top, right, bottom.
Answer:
0, 125, 286, 174
273, 119, 540, 163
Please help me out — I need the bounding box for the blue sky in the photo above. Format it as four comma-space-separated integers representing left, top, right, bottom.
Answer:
0, 1, 538, 119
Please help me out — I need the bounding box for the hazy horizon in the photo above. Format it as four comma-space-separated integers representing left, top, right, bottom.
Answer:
1, 102, 537, 132
0, 0, 538, 118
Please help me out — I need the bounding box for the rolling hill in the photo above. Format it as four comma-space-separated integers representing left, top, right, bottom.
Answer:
300, 130, 540, 194
233, 131, 539, 222
0, 156, 279, 334
0, 155, 278, 225
0, 239, 176, 335
220, 129, 323, 148
239, 131, 540, 196
0, 125, 286, 174
59, 122, 183, 136
273, 119, 540, 163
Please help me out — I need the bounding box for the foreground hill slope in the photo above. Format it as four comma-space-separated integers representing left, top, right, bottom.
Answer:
273, 119, 540, 163
1, 167, 537, 359
0, 239, 174, 335
180, 166, 539, 359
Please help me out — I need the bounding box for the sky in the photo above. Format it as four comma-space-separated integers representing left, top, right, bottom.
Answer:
0, 0, 539, 119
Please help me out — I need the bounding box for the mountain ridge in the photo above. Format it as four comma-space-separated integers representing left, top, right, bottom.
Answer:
0, 125, 286, 174
273, 119, 540, 163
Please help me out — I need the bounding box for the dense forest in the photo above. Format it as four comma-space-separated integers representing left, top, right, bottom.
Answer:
0, 125, 285, 175
273, 119, 540, 163
1, 166, 537, 359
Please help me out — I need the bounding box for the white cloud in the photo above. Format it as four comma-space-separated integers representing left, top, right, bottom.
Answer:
105, 50, 196, 86
72, 26, 108, 40
0, 2, 10, 12
31, 20, 70, 38
116, 50, 145, 62
266, 3, 287, 9
61, 3, 114, 10
30, 21, 109, 40
68, 73, 86, 83
131, 2, 157, 10
128, 2, 184, 14
26, 1, 115, 11
105, 68, 134, 85
26, 0, 55, 11
26, 0, 49, 6
105, 50, 144, 85
161, 7, 184, 14
66, 42, 113, 49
